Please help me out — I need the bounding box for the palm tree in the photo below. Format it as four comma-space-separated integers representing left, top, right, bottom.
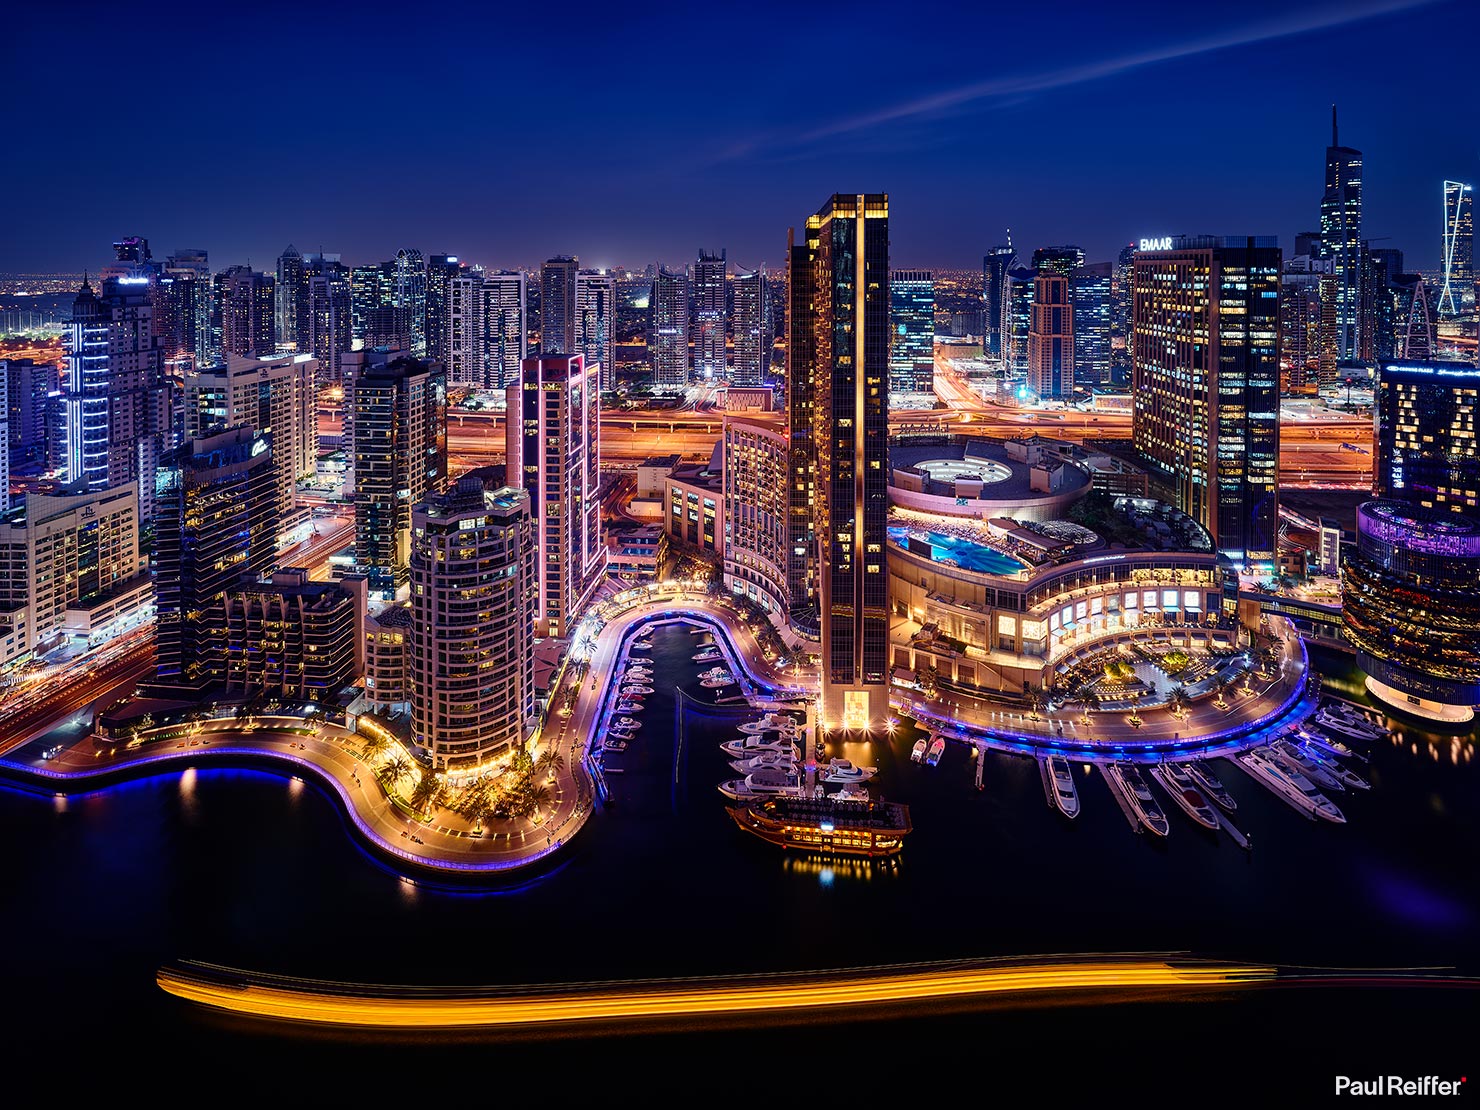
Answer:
1025, 686, 1047, 722
359, 731, 390, 761
410, 768, 445, 816
459, 786, 491, 829
303, 709, 326, 734
1076, 689, 1102, 724
1239, 663, 1255, 696
1165, 683, 1189, 718
1212, 676, 1231, 708
383, 754, 412, 790
535, 746, 566, 780
526, 783, 552, 820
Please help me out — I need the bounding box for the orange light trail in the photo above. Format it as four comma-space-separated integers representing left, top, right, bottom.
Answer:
158, 956, 1273, 1029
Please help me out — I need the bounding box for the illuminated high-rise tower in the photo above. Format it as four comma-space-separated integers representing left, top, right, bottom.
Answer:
576, 269, 617, 391
791, 193, 891, 730
1439, 180, 1474, 319
1028, 271, 1072, 399
275, 244, 309, 352
982, 238, 1016, 364
1319, 105, 1364, 359
730, 267, 768, 386
889, 270, 935, 395
691, 249, 727, 381
539, 256, 579, 356
1132, 236, 1281, 567
652, 266, 689, 388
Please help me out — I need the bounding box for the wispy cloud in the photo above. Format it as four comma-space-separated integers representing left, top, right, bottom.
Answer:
717, 0, 1439, 163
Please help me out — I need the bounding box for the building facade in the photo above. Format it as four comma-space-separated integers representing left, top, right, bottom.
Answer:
539, 256, 578, 356
1374, 359, 1479, 516
652, 266, 689, 388
722, 411, 789, 621
576, 269, 617, 392
730, 267, 768, 386
1320, 108, 1364, 360
1439, 180, 1474, 319
889, 269, 934, 395
224, 569, 365, 702
691, 249, 727, 381
410, 479, 536, 770
1028, 271, 1073, 400
1132, 236, 1281, 567
349, 353, 448, 594
505, 355, 603, 638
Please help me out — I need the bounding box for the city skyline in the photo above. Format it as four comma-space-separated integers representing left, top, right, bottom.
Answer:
8, 1, 1480, 275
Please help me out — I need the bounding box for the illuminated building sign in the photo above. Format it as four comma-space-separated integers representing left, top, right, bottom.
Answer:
1138, 237, 1173, 251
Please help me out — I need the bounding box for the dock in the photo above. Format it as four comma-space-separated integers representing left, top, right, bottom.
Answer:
1097, 763, 1143, 832
1218, 811, 1252, 850
1036, 756, 1056, 809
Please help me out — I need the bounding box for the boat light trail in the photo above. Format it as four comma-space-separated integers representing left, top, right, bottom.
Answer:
158, 955, 1273, 1029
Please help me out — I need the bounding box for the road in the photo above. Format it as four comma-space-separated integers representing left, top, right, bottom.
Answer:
0, 639, 155, 756
277, 514, 356, 580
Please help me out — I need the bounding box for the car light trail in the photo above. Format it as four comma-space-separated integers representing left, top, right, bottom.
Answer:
158, 955, 1274, 1028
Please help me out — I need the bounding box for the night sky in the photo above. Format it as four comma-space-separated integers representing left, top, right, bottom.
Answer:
9, 0, 1477, 275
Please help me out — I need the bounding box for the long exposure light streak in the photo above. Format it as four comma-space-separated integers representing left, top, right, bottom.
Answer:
158, 956, 1275, 1029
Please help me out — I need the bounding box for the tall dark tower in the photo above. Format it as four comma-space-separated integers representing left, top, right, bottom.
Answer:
792, 193, 891, 731
1320, 105, 1364, 360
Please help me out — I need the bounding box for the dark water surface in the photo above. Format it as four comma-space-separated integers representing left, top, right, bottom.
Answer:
5, 630, 1476, 1097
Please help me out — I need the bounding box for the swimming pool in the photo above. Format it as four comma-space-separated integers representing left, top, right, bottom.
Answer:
887, 526, 1029, 575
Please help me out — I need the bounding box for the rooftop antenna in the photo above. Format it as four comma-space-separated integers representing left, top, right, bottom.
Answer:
1331, 103, 1338, 147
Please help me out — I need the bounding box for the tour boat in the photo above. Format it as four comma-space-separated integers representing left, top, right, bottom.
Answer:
1150, 763, 1219, 830
725, 794, 912, 857
1046, 755, 1080, 819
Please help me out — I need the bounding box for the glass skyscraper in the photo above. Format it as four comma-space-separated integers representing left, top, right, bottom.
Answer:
576, 269, 617, 392
982, 241, 1015, 364
1375, 359, 1479, 516
539, 256, 578, 356
888, 269, 934, 395
1438, 180, 1474, 319
791, 193, 891, 731
1132, 236, 1281, 567
730, 267, 768, 386
1319, 107, 1363, 360
652, 266, 689, 388
691, 249, 727, 381
1072, 262, 1111, 388
1028, 272, 1072, 400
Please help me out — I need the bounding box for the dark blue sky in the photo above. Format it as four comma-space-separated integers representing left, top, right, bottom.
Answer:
8, 0, 1476, 275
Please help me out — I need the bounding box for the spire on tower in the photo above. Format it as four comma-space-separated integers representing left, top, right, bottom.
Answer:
1332, 103, 1338, 147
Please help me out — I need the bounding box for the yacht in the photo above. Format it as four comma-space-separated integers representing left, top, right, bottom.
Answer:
1107, 763, 1170, 836
740, 713, 798, 735
1296, 727, 1360, 761
1187, 760, 1238, 811
631, 639, 652, 651
730, 753, 799, 775
820, 759, 878, 784
1314, 706, 1386, 742
1045, 755, 1080, 819
721, 735, 799, 759
718, 768, 802, 801
1150, 763, 1219, 830
693, 649, 724, 663
602, 739, 628, 752
610, 717, 640, 732
924, 737, 947, 766
1270, 739, 1345, 793
700, 676, 736, 688
1236, 749, 1345, 823
621, 685, 655, 696
1294, 743, 1371, 791
615, 700, 644, 714
829, 784, 871, 803
910, 738, 929, 763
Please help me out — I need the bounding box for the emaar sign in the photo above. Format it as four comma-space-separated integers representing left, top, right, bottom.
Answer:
1138, 237, 1173, 251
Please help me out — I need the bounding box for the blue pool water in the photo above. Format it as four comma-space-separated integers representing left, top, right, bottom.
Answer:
888, 526, 1028, 574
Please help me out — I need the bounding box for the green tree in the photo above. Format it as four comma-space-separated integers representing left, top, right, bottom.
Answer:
1076, 689, 1102, 724
359, 730, 390, 761
526, 783, 551, 818
383, 754, 412, 789
535, 746, 566, 780
410, 768, 445, 816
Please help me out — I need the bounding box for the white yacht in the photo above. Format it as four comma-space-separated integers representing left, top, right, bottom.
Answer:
730, 754, 799, 775
610, 717, 640, 731
1314, 707, 1386, 742
1045, 755, 1080, 819
1270, 739, 1345, 793
1236, 749, 1345, 823
718, 768, 801, 801
820, 759, 878, 784
1294, 742, 1371, 791
1187, 760, 1238, 811
1296, 727, 1359, 761
1107, 763, 1170, 836
1150, 763, 1219, 830
910, 738, 929, 763
721, 735, 799, 759
621, 685, 654, 696
615, 700, 644, 714
740, 713, 798, 735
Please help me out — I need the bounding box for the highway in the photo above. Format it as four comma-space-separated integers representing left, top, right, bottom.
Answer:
0, 638, 155, 756
278, 514, 356, 580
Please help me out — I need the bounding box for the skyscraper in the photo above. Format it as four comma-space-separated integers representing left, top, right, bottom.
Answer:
393, 249, 428, 358
424, 253, 462, 366
446, 273, 485, 388
1072, 262, 1112, 389
785, 229, 818, 637
652, 266, 689, 388
792, 193, 890, 730
153, 426, 278, 694
275, 244, 309, 352
217, 266, 276, 358
62, 279, 110, 490
160, 249, 212, 373
1110, 245, 1135, 384
576, 269, 617, 391
691, 249, 727, 381
482, 271, 527, 390
351, 262, 399, 350
307, 257, 353, 385
730, 267, 768, 386
410, 477, 536, 771
1132, 236, 1281, 566
539, 256, 578, 356
1280, 253, 1337, 390
1374, 359, 1480, 516
505, 355, 604, 637
1028, 271, 1073, 400
1439, 180, 1474, 319
349, 352, 448, 594
889, 270, 935, 396
982, 240, 1016, 364
184, 353, 317, 541
1319, 106, 1364, 360
1005, 265, 1035, 376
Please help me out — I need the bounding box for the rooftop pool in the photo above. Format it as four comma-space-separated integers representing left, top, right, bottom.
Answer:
887, 526, 1029, 575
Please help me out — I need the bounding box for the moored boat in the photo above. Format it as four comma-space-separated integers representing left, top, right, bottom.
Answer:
1046, 755, 1080, 819
1235, 749, 1345, 823
924, 737, 946, 766
1107, 762, 1170, 836
726, 793, 912, 857
1150, 763, 1219, 830
1187, 760, 1237, 811
819, 758, 878, 784
1270, 738, 1345, 793
910, 738, 928, 763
